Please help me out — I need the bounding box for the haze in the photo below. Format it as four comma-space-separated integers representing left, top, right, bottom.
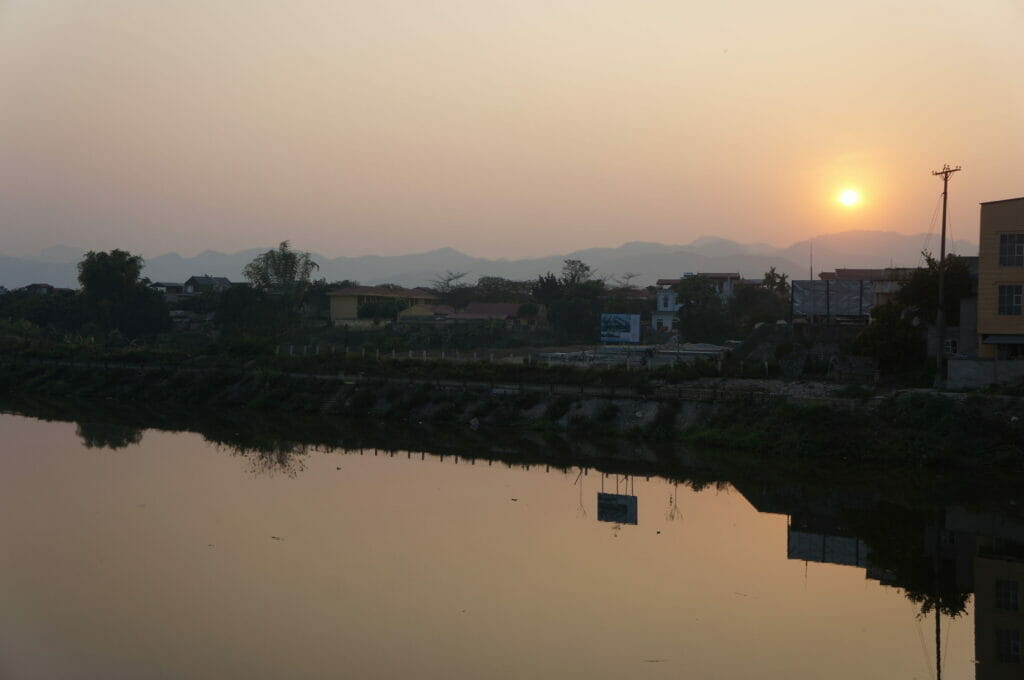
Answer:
1, 1, 1021, 259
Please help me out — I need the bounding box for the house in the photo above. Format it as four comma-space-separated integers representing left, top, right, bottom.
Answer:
977, 196, 1024, 359
151, 282, 184, 295
183, 276, 233, 294
21, 283, 57, 295
652, 273, 741, 331
328, 286, 439, 323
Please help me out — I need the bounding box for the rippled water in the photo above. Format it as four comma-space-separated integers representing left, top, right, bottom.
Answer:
1, 412, 1019, 679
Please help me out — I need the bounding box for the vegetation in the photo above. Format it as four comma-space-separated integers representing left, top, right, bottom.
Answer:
78, 249, 171, 340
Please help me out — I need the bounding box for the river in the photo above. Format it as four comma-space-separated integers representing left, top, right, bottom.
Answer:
1, 409, 1020, 679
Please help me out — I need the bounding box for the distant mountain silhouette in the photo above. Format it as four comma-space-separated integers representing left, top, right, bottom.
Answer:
0, 231, 977, 290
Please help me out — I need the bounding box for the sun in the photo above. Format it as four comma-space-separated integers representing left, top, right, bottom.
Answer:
838, 188, 861, 207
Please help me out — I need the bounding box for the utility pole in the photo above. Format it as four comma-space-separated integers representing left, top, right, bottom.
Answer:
932, 164, 961, 385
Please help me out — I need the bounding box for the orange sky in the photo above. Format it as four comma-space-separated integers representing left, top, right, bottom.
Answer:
1, 1, 1021, 258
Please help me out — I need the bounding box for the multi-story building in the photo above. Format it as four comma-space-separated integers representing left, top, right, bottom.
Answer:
977, 197, 1024, 359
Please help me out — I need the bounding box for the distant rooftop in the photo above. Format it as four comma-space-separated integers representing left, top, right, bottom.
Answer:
329, 286, 438, 299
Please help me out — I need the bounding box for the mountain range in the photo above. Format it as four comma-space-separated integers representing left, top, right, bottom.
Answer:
0, 231, 977, 291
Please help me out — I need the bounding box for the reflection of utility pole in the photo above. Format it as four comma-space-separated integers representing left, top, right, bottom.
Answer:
932, 164, 961, 386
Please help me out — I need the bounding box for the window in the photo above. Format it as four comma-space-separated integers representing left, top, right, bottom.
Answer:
1001, 234, 1024, 266
996, 628, 1021, 663
998, 285, 1022, 315
997, 580, 1020, 611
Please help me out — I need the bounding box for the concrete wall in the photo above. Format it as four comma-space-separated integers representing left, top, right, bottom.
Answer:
947, 357, 1024, 389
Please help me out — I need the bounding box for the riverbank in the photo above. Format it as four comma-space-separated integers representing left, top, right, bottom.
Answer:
3, 356, 1023, 469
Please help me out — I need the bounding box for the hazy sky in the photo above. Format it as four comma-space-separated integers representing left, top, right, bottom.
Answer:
1, 1, 1022, 258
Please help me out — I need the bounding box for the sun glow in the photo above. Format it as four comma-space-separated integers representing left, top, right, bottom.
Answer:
838, 189, 861, 207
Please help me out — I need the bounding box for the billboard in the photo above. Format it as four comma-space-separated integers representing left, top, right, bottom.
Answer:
791, 280, 874, 317
597, 492, 638, 524
600, 313, 641, 343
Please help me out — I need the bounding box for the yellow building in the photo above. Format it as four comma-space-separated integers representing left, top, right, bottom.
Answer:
978, 197, 1024, 358
328, 286, 439, 324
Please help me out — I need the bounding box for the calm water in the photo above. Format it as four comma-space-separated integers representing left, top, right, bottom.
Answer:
1, 411, 1020, 679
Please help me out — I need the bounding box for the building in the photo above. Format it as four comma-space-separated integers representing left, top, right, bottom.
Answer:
653, 273, 742, 331
977, 196, 1024, 359
328, 286, 439, 324
183, 276, 233, 295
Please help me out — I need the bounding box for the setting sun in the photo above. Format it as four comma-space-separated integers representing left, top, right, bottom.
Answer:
838, 189, 861, 207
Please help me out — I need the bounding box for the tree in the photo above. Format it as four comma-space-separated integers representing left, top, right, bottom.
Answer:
894, 253, 972, 326
762, 267, 789, 297
430, 270, 469, 295
240, 242, 320, 333
561, 259, 593, 287
243, 241, 320, 295
851, 302, 924, 372
673, 275, 734, 343
78, 249, 169, 339
531, 273, 563, 307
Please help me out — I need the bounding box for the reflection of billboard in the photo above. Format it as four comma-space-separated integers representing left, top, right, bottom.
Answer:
600, 314, 641, 343
787, 529, 868, 568
791, 280, 874, 317
597, 492, 638, 524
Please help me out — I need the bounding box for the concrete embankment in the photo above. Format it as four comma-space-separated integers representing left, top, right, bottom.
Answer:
2, 358, 1023, 466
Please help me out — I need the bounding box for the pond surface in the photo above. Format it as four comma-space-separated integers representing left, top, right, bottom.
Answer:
0, 411, 1020, 679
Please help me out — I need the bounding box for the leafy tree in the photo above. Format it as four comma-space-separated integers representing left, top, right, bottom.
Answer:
243, 241, 320, 295
78, 249, 169, 339
851, 302, 925, 372
762, 266, 789, 297
216, 286, 289, 335
531, 273, 563, 307
730, 286, 787, 333
0, 288, 84, 333
894, 253, 972, 325
474, 276, 531, 303
547, 279, 605, 341
241, 241, 320, 333
561, 259, 593, 287
673, 275, 735, 343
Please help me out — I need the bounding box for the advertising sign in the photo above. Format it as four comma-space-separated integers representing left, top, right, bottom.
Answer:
600, 313, 641, 343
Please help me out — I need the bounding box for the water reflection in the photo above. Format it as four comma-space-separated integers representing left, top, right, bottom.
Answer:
75, 420, 143, 450
3, 399, 1024, 677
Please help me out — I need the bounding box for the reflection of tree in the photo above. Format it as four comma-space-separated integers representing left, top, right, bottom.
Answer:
574, 469, 587, 519
218, 439, 312, 477
666, 483, 683, 522
75, 421, 144, 450
851, 504, 970, 618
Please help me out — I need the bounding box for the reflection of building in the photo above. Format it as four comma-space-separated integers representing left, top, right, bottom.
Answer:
787, 528, 868, 568
974, 543, 1023, 677
734, 479, 1024, 678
